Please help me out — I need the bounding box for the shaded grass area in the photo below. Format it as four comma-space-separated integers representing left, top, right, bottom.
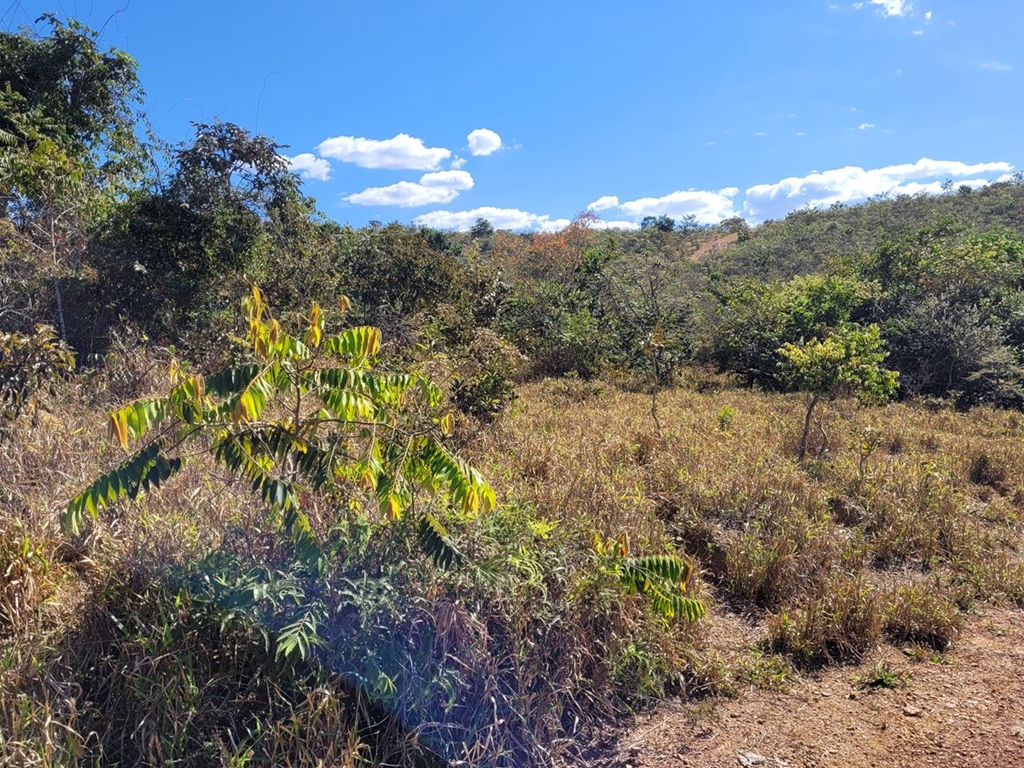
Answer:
3, 371, 1024, 764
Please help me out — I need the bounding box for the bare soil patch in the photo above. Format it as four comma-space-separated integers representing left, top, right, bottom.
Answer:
602, 608, 1024, 767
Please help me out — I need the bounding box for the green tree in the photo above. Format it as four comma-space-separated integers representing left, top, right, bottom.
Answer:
778, 324, 898, 460
90, 122, 309, 349
0, 16, 148, 341
469, 217, 494, 239
640, 215, 675, 232
707, 274, 872, 389
65, 287, 494, 569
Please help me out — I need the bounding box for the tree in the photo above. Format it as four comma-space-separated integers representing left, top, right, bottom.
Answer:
640, 215, 675, 232
0, 16, 148, 341
605, 248, 693, 432
65, 287, 495, 570
469, 217, 494, 239
91, 121, 309, 347
0, 14, 147, 187
778, 324, 898, 460
707, 274, 872, 390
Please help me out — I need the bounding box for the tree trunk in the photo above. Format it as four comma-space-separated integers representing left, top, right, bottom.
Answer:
798, 394, 818, 461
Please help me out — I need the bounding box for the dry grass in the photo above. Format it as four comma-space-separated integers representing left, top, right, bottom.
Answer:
467, 379, 1024, 667
2, 370, 1024, 765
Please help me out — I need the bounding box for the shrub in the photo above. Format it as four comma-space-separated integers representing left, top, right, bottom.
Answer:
451, 328, 524, 422
0, 324, 75, 424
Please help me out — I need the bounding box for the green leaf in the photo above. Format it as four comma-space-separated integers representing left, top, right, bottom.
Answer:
64, 442, 184, 534
418, 513, 463, 569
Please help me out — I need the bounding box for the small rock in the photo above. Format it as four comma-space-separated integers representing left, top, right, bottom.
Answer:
738, 753, 767, 767
903, 705, 924, 717
1010, 724, 1024, 738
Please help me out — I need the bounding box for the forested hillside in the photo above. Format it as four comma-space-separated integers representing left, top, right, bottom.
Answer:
4, 18, 1024, 768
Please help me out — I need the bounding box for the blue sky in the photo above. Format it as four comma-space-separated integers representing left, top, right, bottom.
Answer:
4, 0, 1021, 230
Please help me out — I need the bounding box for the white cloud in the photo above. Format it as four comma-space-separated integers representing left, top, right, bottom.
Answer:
895, 178, 992, 195
586, 195, 620, 212
859, 123, 876, 130
346, 170, 474, 207
590, 219, 640, 231
614, 187, 741, 224
982, 61, 1012, 72
467, 128, 503, 156
924, 10, 932, 22
285, 153, 332, 182
742, 158, 1013, 220
912, 29, 924, 35
450, 155, 466, 169
316, 133, 451, 170
412, 206, 567, 232
869, 0, 911, 16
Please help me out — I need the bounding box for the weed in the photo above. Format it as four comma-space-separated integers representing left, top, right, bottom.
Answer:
736, 651, 794, 691
716, 404, 736, 432
767, 575, 882, 666
855, 661, 909, 689
882, 582, 963, 650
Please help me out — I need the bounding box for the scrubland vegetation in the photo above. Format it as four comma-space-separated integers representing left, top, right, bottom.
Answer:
4, 17, 1024, 767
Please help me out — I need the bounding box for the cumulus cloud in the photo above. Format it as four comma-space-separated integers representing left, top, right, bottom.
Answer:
859, 123, 876, 130
586, 195, 620, 212
316, 133, 451, 170
285, 153, 332, 181
412, 206, 568, 232
346, 170, 474, 207
467, 128, 503, 156
450, 155, 467, 169
590, 219, 640, 231
742, 158, 1013, 220
611, 187, 741, 225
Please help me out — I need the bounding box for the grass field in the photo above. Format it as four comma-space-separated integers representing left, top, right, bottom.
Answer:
2, 368, 1023, 765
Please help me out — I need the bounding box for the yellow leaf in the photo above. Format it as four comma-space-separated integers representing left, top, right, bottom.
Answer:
365, 327, 381, 357
385, 495, 402, 520
617, 531, 630, 558
305, 302, 323, 347
439, 412, 455, 436
360, 470, 378, 492
232, 394, 250, 425
338, 295, 352, 314
109, 410, 129, 450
